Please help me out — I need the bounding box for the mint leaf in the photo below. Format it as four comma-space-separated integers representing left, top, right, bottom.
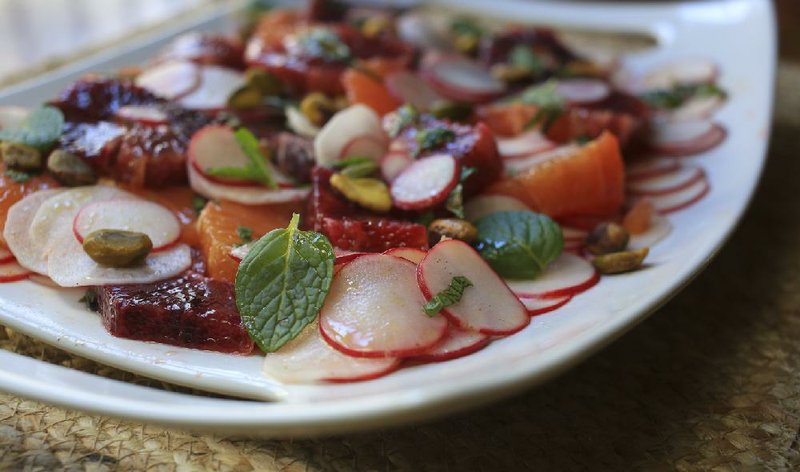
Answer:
474, 211, 564, 279
237, 226, 253, 244
191, 195, 208, 216
0, 106, 64, 150
415, 126, 455, 157
235, 213, 334, 352
424, 276, 473, 316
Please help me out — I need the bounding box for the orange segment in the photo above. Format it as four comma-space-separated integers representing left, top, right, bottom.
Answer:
0, 171, 59, 246
477, 102, 539, 137
487, 131, 625, 219
342, 68, 402, 116
622, 198, 654, 235
197, 200, 302, 283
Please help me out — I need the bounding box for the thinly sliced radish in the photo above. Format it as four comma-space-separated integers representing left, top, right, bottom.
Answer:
507, 253, 599, 299
285, 106, 320, 138
503, 145, 580, 176
179, 65, 245, 110
496, 130, 558, 159
651, 123, 726, 157
627, 166, 705, 196
562, 226, 588, 241
0, 106, 30, 130
627, 158, 681, 181
135, 60, 200, 100
114, 105, 168, 126
521, 295, 572, 316
409, 325, 490, 363
396, 11, 452, 52
383, 247, 426, 264
29, 274, 59, 287
418, 239, 529, 335
652, 120, 714, 146
390, 154, 459, 210
0, 261, 32, 283
0, 246, 14, 264
628, 213, 672, 249
3, 189, 65, 273
464, 194, 529, 222
385, 71, 444, 110
187, 159, 310, 205
648, 177, 710, 214
556, 78, 611, 105
188, 125, 253, 184
73, 199, 181, 251
380, 150, 413, 183
338, 134, 387, 161
333, 252, 367, 266
638, 58, 718, 92
229, 241, 254, 262
314, 105, 385, 166
667, 94, 725, 122
320, 254, 448, 358
262, 321, 399, 384
424, 57, 506, 103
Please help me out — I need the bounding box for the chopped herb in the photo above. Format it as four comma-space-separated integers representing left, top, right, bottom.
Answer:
294, 27, 351, 63
516, 80, 565, 132
205, 128, 277, 189
237, 226, 254, 244
4, 169, 34, 183
79, 289, 98, 311
191, 195, 208, 216
509, 46, 546, 76
415, 127, 456, 157
640, 83, 727, 110
386, 104, 419, 138
423, 276, 473, 316
445, 167, 476, 219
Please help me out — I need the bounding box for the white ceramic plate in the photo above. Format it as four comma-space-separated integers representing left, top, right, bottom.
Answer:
0, 0, 775, 436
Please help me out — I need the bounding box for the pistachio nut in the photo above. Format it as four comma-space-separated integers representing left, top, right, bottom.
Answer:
1, 142, 42, 171
586, 222, 629, 255
592, 247, 648, 275
329, 173, 392, 213
47, 150, 97, 187
82, 229, 153, 267
428, 218, 478, 243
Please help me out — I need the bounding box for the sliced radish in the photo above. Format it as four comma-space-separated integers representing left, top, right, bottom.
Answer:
418, 239, 529, 335
380, 150, 413, 183
179, 65, 245, 110
320, 254, 448, 358
396, 11, 452, 52
648, 177, 710, 214
285, 106, 320, 139
652, 120, 714, 146
135, 60, 200, 100
383, 247, 426, 264
229, 241, 254, 262
627, 158, 682, 181
666, 94, 725, 122
424, 57, 506, 103
314, 104, 385, 166
262, 321, 399, 384
556, 78, 611, 105
507, 253, 599, 299
650, 123, 726, 157
0, 106, 30, 130
627, 166, 705, 196
464, 194, 529, 222
0, 261, 32, 283
504, 145, 580, 176
496, 130, 558, 159
29, 274, 59, 287
188, 125, 253, 185
0, 246, 14, 264
561, 226, 588, 241
3, 189, 65, 273
628, 213, 672, 249
638, 58, 718, 92
520, 295, 572, 316
409, 325, 490, 363
390, 153, 459, 210
187, 159, 310, 205
385, 71, 444, 110
73, 199, 181, 252
338, 134, 387, 161
333, 252, 368, 266
114, 105, 168, 126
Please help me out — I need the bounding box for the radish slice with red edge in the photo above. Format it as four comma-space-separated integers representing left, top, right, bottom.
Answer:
418, 239, 530, 335
556, 79, 611, 105
0, 261, 32, 283
627, 166, 705, 196
652, 120, 714, 146
390, 153, 459, 210
496, 130, 558, 159
627, 158, 682, 181
648, 177, 710, 214
380, 150, 413, 183
3, 188, 66, 274
0, 247, 14, 264
507, 253, 599, 299
262, 321, 399, 384
425, 57, 506, 103
628, 213, 673, 250
409, 325, 490, 363
383, 247, 426, 264
29, 274, 59, 287
114, 105, 168, 127
320, 254, 448, 358
639, 58, 718, 92
135, 60, 200, 100
188, 125, 253, 186
666, 95, 725, 122
338, 134, 387, 161
73, 199, 181, 252
385, 71, 444, 110
650, 123, 726, 157
179, 65, 245, 110
520, 295, 572, 316
464, 194, 529, 222
0, 106, 30, 130
314, 104, 385, 166
187, 160, 309, 205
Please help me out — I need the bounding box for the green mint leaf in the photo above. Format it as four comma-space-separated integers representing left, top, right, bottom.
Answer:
191, 195, 208, 216
415, 126, 456, 157
474, 211, 564, 279
4, 169, 34, 183
460, 166, 476, 181
509, 46, 545, 75
237, 226, 254, 244
423, 276, 473, 316
640, 83, 727, 110
235, 213, 335, 352
234, 128, 277, 189
0, 106, 64, 150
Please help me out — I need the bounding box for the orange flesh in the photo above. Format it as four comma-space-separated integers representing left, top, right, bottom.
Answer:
487, 131, 625, 219
196, 200, 302, 283
0, 171, 59, 246
341, 68, 402, 116
622, 198, 654, 235
477, 102, 539, 137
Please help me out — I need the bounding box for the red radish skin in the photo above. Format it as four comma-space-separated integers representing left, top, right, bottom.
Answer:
390, 154, 459, 210
520, 295, 572, 316
0, 261, 32, 283
424, 56, 506, 103
383, 247, 426, 264
0, 247, 14, 264
114, 106, 168, 127
418, 239, 530, 335
507, 253, 599, 299
409, 325, 490, 363
135, 60, 200, 100
320, 254, 448, 358
650, 123, 727, 157
649, 178, 710, 214
556, 79, 611, 105
627, 166, 705, 196
314, 105, 385, 166
188, 125, 262, 187
73, 199, 181, 252
261, 321, 400, 384
627, 158, 682, 181
380, 150, 413, 182
338, 134, 387, 161
385, 71, 444, 110
496, 130, 558, 159
333, 252, 368, 266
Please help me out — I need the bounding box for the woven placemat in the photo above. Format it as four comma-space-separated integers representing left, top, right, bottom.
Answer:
1, 60, 799, 472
